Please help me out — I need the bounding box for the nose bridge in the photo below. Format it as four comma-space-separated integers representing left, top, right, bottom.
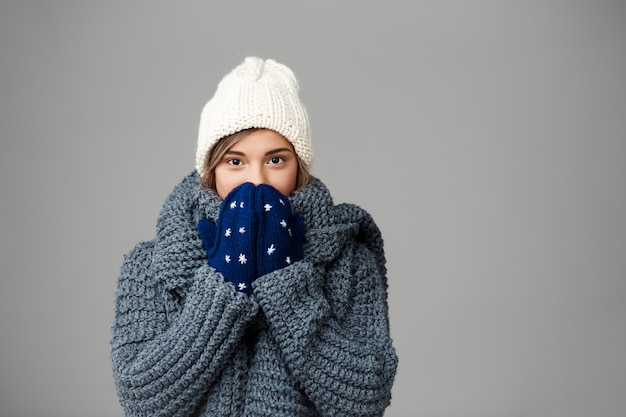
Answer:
247, 162, 266, 185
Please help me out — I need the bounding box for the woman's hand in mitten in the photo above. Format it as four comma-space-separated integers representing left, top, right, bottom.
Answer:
254, 184, 305, 277
197, 182, 257, 294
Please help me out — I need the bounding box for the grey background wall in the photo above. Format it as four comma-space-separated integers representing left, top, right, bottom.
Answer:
1, 1, 625, 416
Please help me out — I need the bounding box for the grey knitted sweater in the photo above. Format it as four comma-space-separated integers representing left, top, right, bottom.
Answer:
110, 172, 398, 417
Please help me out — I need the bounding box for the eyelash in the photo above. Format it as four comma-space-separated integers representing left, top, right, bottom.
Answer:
226, 156, 285, 166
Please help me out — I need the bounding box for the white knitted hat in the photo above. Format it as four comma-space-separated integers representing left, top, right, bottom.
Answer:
196, 57, 312, 176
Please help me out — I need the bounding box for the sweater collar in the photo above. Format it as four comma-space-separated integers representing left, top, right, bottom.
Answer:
150, 172, 371, 288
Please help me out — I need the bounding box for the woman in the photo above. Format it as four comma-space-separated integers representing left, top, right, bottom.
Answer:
110, 57, 398, 417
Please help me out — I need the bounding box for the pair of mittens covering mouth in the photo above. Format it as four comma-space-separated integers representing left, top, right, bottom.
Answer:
198, 182, 305, 294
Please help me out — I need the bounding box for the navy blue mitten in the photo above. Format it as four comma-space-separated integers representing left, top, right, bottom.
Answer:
254, 184, 305, 277
198, 183, 257, 293
198, 183, 305, 293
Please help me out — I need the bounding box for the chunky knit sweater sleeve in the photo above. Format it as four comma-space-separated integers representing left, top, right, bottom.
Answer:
251, 204, 398, 417
110, 240, 259, 417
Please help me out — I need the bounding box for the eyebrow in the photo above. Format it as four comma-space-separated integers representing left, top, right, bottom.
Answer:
225, 147, 294, 157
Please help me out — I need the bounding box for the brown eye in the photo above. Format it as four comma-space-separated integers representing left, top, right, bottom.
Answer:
269, 157, 282, 164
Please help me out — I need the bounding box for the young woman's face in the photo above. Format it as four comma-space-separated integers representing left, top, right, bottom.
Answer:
214, 129, 299, 199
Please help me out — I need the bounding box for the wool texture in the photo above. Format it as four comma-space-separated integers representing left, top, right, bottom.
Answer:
196, 57, 313, 176
111, 172, 398, 417
197, 182, 305, 293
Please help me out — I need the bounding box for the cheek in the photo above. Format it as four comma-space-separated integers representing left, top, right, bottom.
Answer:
270, 167, 298, 196
214, 168, 241, 199
216, 183, 233, 199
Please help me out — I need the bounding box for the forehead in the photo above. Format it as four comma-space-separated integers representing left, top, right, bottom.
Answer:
228, 129, 293, 152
